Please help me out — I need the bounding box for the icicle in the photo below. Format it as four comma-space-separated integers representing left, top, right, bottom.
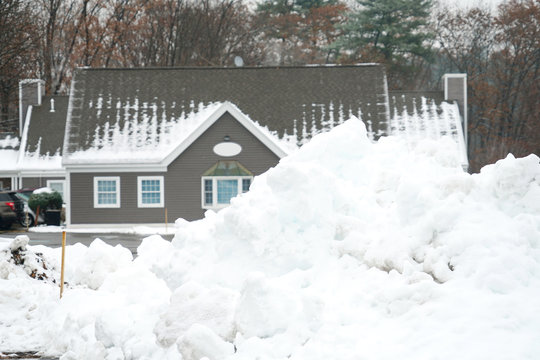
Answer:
328, 101, 334, 129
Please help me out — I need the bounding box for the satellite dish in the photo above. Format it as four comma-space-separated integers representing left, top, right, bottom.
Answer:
234, 56, 244, 67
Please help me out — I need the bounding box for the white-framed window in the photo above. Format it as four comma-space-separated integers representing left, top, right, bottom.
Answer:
47, 180, 65, 200
93, 176, 120, 208
137, 176, 164, 208
201, 176, 252, 210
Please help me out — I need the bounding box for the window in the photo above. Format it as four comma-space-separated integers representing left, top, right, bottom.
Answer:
47, 180, 65, 201
201, 160, 253, 210
137, 176, 164, 208
202, 177, 252, 209
94, 177, 120, 208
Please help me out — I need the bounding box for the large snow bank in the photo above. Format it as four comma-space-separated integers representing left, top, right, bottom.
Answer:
1, 118, 539, 359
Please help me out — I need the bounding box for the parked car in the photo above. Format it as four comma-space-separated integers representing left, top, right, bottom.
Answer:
0, 191, 24, 229
15, 188, 41, 227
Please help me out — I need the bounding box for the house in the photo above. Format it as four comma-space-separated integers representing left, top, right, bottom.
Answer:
2, 65, 468, 227
0, 80, 68, 196
62, 65, 392, 226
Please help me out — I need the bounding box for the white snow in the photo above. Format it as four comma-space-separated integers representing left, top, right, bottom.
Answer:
1, 118, 539, 359
0, 135, 19, 149
0, 149, 19, 171
389, 96, 468, 169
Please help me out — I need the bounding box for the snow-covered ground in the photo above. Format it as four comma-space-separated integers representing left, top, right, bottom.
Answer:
1, 118, 539, 360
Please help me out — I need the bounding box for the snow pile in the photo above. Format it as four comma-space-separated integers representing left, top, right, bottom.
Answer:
389, 96, 468, 169
1, 118, 539, 359
0, 235, 59, 283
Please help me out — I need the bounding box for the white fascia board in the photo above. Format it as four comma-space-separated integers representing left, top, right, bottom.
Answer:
64, 164, 167, 173
18, 82, 23, 136
17, 105, 32, 166
62, 76, 77, 167
162, 102, 288, 167
449, 102, 469, 171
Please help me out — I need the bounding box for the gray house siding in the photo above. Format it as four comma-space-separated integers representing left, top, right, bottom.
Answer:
21, 176, 64, 189
70, 112, 281, 224
70, 171, 166, 224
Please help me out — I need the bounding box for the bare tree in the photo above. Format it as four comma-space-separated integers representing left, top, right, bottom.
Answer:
0, 0, 38, 130
435, 0, 540, 172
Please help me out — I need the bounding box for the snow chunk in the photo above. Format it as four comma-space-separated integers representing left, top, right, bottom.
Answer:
155, 282, 239, 347
177, 324, 235, 360
67, 238, 133, 289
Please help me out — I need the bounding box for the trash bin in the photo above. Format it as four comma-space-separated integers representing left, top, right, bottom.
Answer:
45, 209, 61, 226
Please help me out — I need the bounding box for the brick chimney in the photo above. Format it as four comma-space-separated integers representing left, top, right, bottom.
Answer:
442, 74, 467, 147
18, 79, 44, 136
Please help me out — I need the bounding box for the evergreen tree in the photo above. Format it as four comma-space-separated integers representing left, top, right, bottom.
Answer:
333, 0, 434, 86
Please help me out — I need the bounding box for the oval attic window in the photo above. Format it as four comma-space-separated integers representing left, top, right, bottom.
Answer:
213, 142, 242, 157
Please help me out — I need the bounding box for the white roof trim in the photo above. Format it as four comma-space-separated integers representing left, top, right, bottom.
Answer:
17, 105, 32, 166
442, 73, 467, 79
449, 101, 469, 171
62, 76, 77, 167
161, 101, 288, 167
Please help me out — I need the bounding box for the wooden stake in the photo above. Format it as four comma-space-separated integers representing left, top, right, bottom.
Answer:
35, 205, 40, 226
60, 231, 66, 298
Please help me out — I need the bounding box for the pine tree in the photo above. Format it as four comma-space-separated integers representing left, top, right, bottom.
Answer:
333, 0, 434, 85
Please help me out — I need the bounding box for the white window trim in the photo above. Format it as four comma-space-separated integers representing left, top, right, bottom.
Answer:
47, 179, 65, 197
201, 176, 252, 210
94, 176, 120, 208
137, 176, 164, 208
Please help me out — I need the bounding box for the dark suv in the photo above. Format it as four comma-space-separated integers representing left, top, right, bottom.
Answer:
0, 191, 25, 229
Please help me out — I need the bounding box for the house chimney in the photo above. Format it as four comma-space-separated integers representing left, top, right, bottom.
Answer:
442, 74, 467, 147
18, 79, 45, 136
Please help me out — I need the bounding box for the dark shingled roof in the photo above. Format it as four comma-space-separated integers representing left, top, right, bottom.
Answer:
24, 95, 68, 156
65, 65, 390, 156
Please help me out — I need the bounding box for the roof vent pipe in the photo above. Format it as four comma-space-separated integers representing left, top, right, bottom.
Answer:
50, 98, 55, 112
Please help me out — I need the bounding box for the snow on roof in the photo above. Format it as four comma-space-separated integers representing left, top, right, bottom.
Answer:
64, 101, 293, 165
389, 96, 468, 169
19, 147, 63, 171
0, 149, 19, 172
0, 135, 19, 150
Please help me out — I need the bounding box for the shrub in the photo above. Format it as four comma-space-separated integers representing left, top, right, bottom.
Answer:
28, 191, 63, 213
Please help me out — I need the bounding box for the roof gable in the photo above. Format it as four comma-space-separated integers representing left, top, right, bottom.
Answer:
63, 101, 288, 167
162, 102, 288, 167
